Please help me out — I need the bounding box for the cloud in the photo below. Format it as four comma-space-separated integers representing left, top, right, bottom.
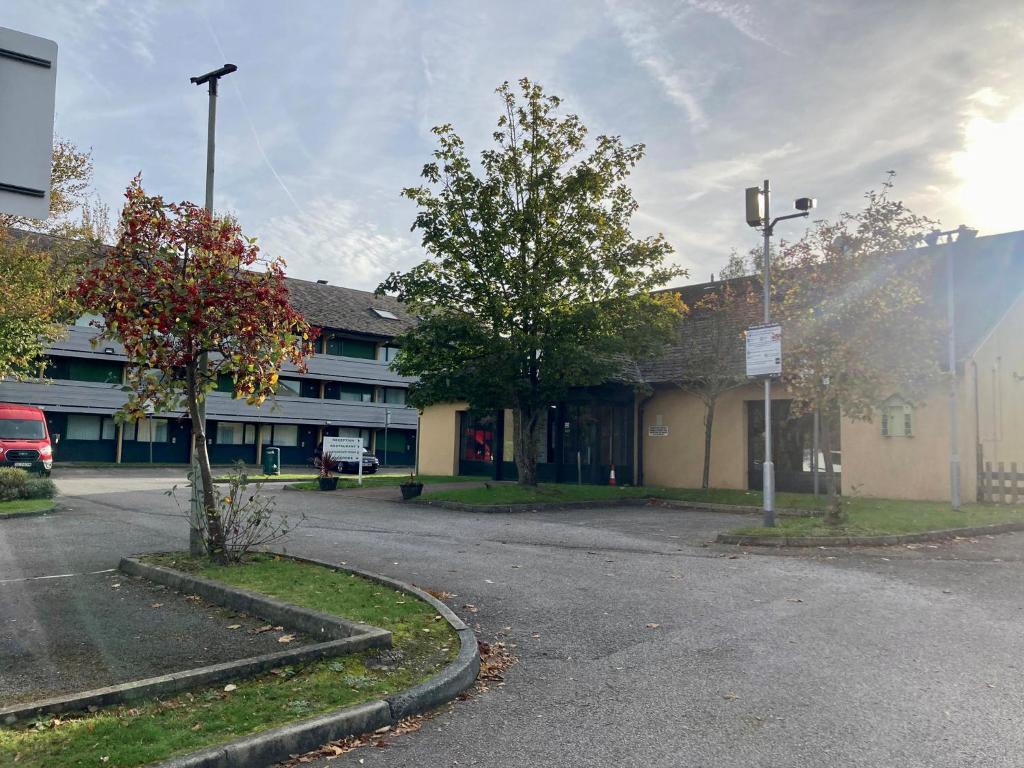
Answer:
256, 197, 422, 291
604, 0, 708, 130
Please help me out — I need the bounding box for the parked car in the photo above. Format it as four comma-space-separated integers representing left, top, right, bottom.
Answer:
0, 404, 54, 475
341, 449, 379, 475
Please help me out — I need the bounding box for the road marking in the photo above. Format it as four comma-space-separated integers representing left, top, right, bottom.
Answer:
0, 568, 116, 584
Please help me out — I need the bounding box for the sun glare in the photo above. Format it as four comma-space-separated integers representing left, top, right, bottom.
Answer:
949, 99, 1024, 234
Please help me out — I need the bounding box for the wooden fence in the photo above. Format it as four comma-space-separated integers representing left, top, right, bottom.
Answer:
980, 462, 1024, 505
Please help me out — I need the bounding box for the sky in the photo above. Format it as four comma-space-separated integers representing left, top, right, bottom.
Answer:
6, 0, 1024, 290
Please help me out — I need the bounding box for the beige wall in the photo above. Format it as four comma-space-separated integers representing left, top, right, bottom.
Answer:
642, 382, 789, 490
973, 294, 1024, 473
416, 402, 465, 476
840, 382, 976, 502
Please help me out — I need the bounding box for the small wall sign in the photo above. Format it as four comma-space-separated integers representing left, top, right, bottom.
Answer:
648, 425, 669, 437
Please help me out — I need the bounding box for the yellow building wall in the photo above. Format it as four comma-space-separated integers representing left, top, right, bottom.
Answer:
641, 383, 790, 489
416, 402, 465, 477
973, 294, 1024, 475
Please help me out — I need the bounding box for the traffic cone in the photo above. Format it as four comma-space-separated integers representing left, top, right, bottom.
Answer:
609, 464, 617, 486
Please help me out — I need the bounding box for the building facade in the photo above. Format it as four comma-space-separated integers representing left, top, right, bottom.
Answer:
419, 230, 1024, 502
0, 277, 419, 466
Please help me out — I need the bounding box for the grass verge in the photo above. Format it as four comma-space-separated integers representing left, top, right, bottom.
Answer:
0, 498, 56, 516
290, 474, 479, 492
0, 554, 457, 768
728, 498, 1024, 537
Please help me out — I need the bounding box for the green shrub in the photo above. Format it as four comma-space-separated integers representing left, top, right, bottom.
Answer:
22, 477, 56, 500
0, 468, 28, 502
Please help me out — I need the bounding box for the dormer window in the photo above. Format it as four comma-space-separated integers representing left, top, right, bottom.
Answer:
371, 308, 398, 320
881, 395, 914, 437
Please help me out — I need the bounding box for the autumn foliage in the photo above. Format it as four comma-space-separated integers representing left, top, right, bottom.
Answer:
77, 179, 317, 557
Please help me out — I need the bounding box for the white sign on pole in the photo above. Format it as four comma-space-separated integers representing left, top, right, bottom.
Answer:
0, 27, 58, 219
746, 323, 782, 377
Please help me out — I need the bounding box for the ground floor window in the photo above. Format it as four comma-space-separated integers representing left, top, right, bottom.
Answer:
217, 422, 256, 445
65, 414, 116, 441
460, 412, 496, 464
131, 418, 168, 442
260, 424, 299, 447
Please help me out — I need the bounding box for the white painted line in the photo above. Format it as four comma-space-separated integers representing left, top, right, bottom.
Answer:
0, 568, 116, 585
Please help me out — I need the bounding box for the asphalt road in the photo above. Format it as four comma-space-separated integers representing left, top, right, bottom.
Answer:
3, 469, 1024, 767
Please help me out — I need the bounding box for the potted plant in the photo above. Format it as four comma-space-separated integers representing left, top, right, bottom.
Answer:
400, 472, 424, 500
315, 452, 340, 491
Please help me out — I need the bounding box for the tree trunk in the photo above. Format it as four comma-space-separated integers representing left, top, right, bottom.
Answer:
820, 412, 842, 525
186, 368, 226, 561
702, 397, 716, 490
512, 406, 540, 487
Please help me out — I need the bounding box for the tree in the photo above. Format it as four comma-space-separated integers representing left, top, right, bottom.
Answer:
773, 175, 941, 522
379, 79, 684, 486
77, 179, 316, 559
0, 139, 104, 379
670, 278, 755, 488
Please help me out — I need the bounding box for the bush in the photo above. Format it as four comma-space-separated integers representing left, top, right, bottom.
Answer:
0, 468, 28, 502
23, 477, 56, 499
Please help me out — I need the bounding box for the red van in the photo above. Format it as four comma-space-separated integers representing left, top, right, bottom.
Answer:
0, 404, 53, 475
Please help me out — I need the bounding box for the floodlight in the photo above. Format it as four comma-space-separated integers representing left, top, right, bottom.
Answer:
795, 197, 816, 212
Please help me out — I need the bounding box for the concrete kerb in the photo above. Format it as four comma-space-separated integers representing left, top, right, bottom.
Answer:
1, 558, 391, 724
716, 521, 1024, 547
0, 502, 58, 520
417, 495, 824, 516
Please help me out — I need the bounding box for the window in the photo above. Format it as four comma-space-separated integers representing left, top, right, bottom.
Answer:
881, 396, 914, 437
300, 380, 321, 398
244, 424, 257, 444
337, 427, 371, 448
383, 387, 407, 405
217, 422, 246, 445
276, 377, 302, 397
66, 415, 100, 440
325, 336, 377, 360
268, 424, 298, 446
216, 374, 235, 394
377, 345, 399, 363
47, 357, 122, 384
134, 418, 168, 442
371, 308, 398, 320
338, 383, 374, 402
101, 417, 116, 440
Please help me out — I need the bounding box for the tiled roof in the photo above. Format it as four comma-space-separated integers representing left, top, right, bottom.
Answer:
283, 278, 417, 339
640, 230, 1024, 385
9, 229, 416, 340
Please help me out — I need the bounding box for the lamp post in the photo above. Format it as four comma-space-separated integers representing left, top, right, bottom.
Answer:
923, 224, 977, 510
745, 180, 816, 527
187, 63, 236, 555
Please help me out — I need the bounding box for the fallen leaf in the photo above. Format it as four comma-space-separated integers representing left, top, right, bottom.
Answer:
484, 579, 495, 584
374, 725, 391, 734
111, 583, 121, 589
150, 603, 163, 608
645, 623, 660, 629
722, 692, 738, 700
223, 684, 237, 692
253, 625, 274, 634
786, 598, 803, 603
191, 722, 203, 731
278, 634, 296, 643
227, 624, 241, 630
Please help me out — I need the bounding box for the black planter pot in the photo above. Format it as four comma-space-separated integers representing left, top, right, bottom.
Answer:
400, 483, 424, 500
318, 476, 339, 491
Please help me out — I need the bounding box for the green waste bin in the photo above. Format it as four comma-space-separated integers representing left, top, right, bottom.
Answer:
262, 446, 281, 476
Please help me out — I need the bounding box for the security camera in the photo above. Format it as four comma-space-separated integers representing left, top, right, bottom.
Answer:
795, 197, 816, 212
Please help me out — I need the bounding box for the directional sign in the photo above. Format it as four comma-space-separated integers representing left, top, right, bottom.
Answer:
746, 323, 782, 377
0, 27, 58, 219
323, 436, 363, 462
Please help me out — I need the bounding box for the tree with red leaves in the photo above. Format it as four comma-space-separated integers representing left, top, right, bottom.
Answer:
78, 179, 317, 559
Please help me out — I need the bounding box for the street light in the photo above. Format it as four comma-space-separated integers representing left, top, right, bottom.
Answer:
186, 63, 236, 555
923, 224, 978, 510
745, 179, 816, 527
